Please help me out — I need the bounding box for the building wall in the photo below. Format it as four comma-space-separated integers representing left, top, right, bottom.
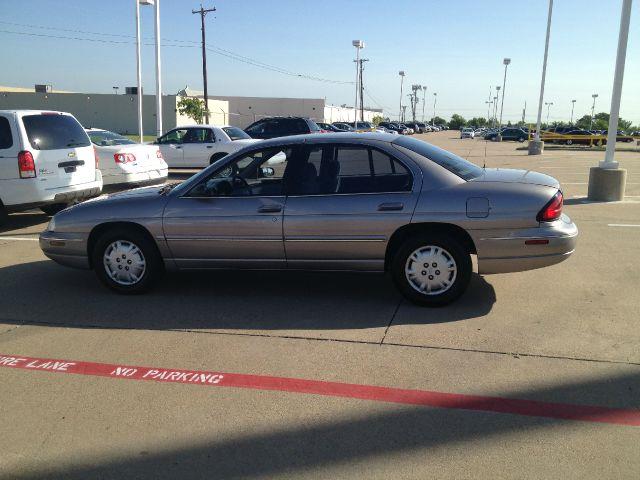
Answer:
0, 91, 228, 136
323, 105, 381, 123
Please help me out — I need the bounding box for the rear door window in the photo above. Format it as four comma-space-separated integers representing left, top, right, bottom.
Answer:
22, 114, 91, 150
0, 116, 13, 149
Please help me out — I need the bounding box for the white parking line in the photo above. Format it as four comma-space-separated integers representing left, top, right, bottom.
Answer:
0, 236, 39, 241
608, 224, 640, 228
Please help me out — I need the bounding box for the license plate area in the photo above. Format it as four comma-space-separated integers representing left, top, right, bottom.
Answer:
58, 160, 85, 174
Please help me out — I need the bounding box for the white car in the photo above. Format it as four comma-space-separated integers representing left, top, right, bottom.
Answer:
86, 129, 168, 189
156, 125, 261, 168
461, 128, 475, 139
0, 110, 102, 221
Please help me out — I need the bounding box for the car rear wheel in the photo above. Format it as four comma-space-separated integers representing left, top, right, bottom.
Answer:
518, 136, 525, 142
92, 228, 163, 294
210, 153, 228, 165
40, 203, 68, 216
392, 234, 471, 306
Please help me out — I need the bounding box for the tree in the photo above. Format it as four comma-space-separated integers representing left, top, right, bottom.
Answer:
448, 114, 467, 130
372, 115, 384, 126
468, 117, 487, 127
429, 116, 447, 126
177, 97, 207, 124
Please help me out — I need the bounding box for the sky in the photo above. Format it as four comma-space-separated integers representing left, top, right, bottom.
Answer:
0, 0, 638, 124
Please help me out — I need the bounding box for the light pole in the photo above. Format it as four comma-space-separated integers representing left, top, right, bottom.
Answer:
153, 0, 162, 137
570, 99, 576, 124
497, 58, 511, 141
545, 102, 553, 125
421, 85, 427, 122
113, 86, 119, 95
352, 40, 365, 129
492, 96, 498, 127
588, 0, 632, 202
398, 71, 405, 122
529, 0, 554, 155
432, 92, 437, 127
589, 93, 599, 130
485, 100, 493, 125
411, 85, 421, 122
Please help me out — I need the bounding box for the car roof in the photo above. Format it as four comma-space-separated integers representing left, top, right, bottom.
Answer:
253, 132, 397, 149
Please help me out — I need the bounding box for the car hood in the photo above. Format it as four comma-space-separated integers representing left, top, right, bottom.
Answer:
469, 168, 560, 188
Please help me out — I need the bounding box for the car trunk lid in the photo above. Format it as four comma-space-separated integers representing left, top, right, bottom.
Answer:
468, 168, 560, 189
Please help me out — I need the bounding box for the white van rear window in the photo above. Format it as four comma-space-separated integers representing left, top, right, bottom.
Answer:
0, 117, 12, 149
22, 114, 91, 150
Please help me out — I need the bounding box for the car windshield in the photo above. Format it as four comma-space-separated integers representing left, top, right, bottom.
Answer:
22, 114, 91, 150
393, 136, 484, 181
88, 130, 136, 146
222, 126, 251, 141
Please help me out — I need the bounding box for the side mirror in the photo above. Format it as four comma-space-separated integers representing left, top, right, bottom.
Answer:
261, 167, 275, 177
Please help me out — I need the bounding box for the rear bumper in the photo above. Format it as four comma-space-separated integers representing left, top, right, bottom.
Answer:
102, 168, 168, 190
5, 179, 103, 213
473, 214, 578, 274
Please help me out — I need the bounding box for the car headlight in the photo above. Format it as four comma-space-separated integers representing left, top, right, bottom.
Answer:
47, 216, 56, 232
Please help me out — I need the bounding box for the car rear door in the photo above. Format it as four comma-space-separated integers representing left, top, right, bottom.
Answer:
157, 129, 186, 167
181, 127, 215, 168
283, 142, 421, 271
19, 112, 96, 191
0, 114, 21, 199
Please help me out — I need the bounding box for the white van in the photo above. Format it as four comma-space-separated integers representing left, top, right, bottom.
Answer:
0, 110, 103, 222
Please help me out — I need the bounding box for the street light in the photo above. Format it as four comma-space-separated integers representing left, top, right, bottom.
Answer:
497, 58, 511, 141
411, 84, 421, 122
570, 99, 576, 124
352, 40, 365, 130
545, 101, 554, 125
494, 86, 501, 127
432, 92, 437, 127
492, 96, 498, 127
134, 0, 157, 143
530, 0, 554, 154
153, 0, 162, 138
485, 100, 493, 125
113, 86, 119, 95
589, 93, 599, 130
398, 71, 405, 122
421, 85, 427, 122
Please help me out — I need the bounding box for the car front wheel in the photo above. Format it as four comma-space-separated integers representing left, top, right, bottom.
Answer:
392, 234, 471, 306
92, 228, 163, 294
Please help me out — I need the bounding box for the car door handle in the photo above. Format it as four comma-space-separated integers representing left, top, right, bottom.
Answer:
258, 205, 282, 213
377, 202, 404, 211
206, 145, 213, 149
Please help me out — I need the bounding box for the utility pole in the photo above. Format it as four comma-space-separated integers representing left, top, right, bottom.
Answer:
401, 105, 407, 123
421, 85, 427, 122
192, 4, 216, 124
410, 85, 421, 123
570, 99, 576, 124
359, 58, 369, 121
522, 101, 526, 124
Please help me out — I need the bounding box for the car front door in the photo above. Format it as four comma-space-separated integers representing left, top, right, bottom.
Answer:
181, 127, 216, 168
157, 129, 187, 167
283, 143, 421, 271
162, 145, 298, 268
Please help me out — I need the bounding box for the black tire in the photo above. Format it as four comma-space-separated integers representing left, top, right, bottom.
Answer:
210, 152, 228, 165
40, 203, 68, 216
0, 202, 8, 226
391, 233, 472, 307
91, 227, 163, 294
518, 137, 525, 142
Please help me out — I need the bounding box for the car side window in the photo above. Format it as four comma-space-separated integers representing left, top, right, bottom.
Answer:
0, 116, 13, 149
183, 128, 214, 143
245, 122, 265, 136
288, 145, 412, 196
186, 147, 295, 198
159, 129, 187, 144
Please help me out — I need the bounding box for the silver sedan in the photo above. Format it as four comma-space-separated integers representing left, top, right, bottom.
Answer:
40, 133, 577, 306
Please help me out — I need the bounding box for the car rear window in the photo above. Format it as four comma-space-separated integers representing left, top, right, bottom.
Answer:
222, 126, 251, 141
22, 114, 91, 150
0, 116, 12, 149
393, 136, 483, 181
88, 130, 136, 146
307, 120, 321, 132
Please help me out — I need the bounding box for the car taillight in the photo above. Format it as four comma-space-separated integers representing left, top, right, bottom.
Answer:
114, 153, 136, 164
537, 191, 563, 222
93, 146, 99, 169
155, 149, 163, 160
18, 151, 36, 179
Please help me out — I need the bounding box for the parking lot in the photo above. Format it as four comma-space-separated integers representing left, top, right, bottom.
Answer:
1, 131, 639, 479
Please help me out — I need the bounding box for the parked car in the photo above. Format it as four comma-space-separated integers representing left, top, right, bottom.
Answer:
0, 110, 102, 222
602, 130, 635, 143
244, 117, 322, 139
86, 129, 167, 190
376, 126, 399, 135
331, 123, 355, 132
397, 123, 414, 135
485, 128, 528, 142
40, 133, 577, 306
460, 128, 475, 139
562, 129, 606, 146
404, 122, 423, 134
155, 125, 260, 168
316, 122, 343, 132
379, 122, 409, 135
349, 121, 376, 132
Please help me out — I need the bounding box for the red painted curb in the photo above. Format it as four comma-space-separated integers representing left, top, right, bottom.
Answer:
1, 353, 638, 426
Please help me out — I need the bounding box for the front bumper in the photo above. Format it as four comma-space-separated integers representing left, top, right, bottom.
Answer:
39, 231, 90, 269
473, 214, 578, 274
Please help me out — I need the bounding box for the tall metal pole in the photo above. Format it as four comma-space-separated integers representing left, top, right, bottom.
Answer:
354, 47, 359, 128
534, 0, 553, 142
398, 71, 405, 122
421, 85, 427, 122
589, 94, 598, 130
135, 0, 143, 142
570, 99, 576, 124
486, 100, 492, 124
498, 58, 510, 137
432, 93, 437, 126
602, 0, 632, 168
193, 4, 216, 124
154, 0, 162, 137
359, 59, 368, 122
494, 86, 501, 128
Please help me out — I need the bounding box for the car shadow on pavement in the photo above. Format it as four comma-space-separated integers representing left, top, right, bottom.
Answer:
0, 211, 50, 233
7, 370, 639, 480
0, 261, 495, 331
